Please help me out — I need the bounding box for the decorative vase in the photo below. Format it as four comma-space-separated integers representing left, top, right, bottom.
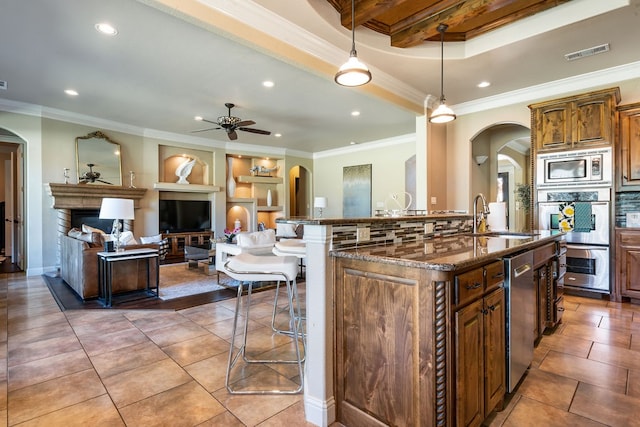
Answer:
226, 157, 236, 198
267, 189, 272, 207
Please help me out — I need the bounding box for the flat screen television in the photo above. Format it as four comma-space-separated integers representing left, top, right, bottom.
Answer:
159, 200, 211, 233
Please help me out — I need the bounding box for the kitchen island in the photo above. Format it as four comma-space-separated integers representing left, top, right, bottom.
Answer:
332, 231, 563, 427
276, 215, 563, 427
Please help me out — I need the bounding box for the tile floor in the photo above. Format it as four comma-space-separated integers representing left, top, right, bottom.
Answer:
1, 272, 640, 426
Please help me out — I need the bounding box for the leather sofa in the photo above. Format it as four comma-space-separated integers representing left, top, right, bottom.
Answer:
60, 232, 159, 300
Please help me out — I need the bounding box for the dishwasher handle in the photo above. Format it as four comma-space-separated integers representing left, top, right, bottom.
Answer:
513, 263, 532, 278
566, 244, 608, 251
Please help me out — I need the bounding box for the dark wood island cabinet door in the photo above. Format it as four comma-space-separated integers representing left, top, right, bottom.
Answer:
455, 298, 485, 427
483, 287, 505, 416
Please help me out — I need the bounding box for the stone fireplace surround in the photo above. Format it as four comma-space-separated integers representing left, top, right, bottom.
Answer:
46, 183, 147, 263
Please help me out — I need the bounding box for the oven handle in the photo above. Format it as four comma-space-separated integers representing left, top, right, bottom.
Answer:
566, 244, 608, 251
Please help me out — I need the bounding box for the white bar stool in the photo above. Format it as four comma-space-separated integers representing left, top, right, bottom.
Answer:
224, 253, 304, 395
271, 239, 306, 337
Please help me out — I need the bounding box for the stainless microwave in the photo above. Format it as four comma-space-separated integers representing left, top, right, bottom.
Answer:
536, 147, 612, 188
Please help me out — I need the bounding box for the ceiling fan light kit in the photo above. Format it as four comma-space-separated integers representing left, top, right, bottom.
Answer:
192, 103, 271, 141
335, 0, 371, 87
430, 23, 456, 124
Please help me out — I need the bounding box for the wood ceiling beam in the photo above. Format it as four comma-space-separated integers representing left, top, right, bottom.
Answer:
390, 0, 525, 48
463, 0, 572, 39
333, 0, 415, 28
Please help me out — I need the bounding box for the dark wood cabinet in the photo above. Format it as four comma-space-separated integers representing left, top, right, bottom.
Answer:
454, 262, 505, 427
617, 103, 640, 190
530, 87, 620, 153
534, 265, 548, 341
615, 228, 640, 301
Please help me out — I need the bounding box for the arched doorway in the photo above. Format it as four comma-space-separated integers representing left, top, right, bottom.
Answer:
471, 124, 531, 232
0, 127, 25, 272
289, 165, 310, 217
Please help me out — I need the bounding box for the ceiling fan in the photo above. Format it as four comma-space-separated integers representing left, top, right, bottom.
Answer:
192, 102, 271, 140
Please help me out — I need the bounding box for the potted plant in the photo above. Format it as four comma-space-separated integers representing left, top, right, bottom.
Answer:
515, 183, 531, 212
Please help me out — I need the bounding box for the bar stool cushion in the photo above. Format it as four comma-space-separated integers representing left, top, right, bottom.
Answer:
226, 253, 298, 282
274, 239, 306, 257
236, 229, 276, 250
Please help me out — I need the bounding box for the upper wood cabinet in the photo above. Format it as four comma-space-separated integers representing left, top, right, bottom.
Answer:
617, 102, 640, 190
530, 87, 620, 153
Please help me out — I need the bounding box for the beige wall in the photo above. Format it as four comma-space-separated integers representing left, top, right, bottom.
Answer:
313, 136, 416, 218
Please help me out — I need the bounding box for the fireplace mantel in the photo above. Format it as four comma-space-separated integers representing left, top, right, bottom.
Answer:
46, 183, 147, 209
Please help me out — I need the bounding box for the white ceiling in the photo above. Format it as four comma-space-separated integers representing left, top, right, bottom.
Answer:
0, 0, 639, 155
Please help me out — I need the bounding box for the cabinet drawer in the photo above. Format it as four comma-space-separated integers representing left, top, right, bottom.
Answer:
534, 243, 556, 267
485, 261, 505, 291
455, 268, 484, 306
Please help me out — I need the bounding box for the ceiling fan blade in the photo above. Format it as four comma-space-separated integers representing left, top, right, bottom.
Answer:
238, 127, 271, 135
190, 127, 220, 133
228, 130, 238, 140
236, 120, 255, 127
200, 118, 219, 125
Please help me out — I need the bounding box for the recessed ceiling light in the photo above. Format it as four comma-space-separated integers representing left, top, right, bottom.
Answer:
64, 89, 79, 96
350, 141, 357, 145
478, 81, 491, 88
95, 23, 118, 36
194, 116, 203, 121
262, 81, 274, 88
274, 133, 282, 137
351, 111, 360, 116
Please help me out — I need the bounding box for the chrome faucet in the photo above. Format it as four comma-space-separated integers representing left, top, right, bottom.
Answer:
473, 193, 491, 234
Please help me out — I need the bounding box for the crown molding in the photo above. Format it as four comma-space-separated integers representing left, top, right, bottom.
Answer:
453, 60, 640, 116
313, 133, 416, 159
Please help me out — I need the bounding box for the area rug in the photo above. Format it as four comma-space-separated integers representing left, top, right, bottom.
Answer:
159, 263, 238, 300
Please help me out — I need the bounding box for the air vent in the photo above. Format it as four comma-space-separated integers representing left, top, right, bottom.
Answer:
564, 44, 610, 61
0, 80, 6, 90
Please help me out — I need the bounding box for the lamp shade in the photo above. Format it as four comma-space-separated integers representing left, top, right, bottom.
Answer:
430, 101, 456, 123
99, 198, 134, 220
314, 197, 327, 209
335, 55, 372, 87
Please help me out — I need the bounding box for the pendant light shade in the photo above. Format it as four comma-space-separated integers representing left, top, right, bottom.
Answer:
335, 0, 371, 87
430, 23, 456, 123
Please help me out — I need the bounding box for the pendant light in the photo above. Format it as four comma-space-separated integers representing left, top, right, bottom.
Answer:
335, 0, 372, 87
430, 23, 456, 123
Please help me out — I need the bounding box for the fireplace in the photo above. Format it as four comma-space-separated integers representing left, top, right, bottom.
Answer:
46, 183, 147, 264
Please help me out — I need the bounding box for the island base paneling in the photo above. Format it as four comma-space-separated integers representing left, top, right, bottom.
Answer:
334, 258, 445, 427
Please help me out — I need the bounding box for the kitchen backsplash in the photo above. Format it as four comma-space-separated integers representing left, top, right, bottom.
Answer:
331, 217, 473, 251
615, 192, 640, 227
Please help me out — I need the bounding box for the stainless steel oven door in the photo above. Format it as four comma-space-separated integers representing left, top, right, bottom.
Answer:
538, 201, 609, 245
564, 244, 610, 293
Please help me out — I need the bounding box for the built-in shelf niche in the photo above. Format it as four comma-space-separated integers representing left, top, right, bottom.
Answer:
227, 155, 284, 230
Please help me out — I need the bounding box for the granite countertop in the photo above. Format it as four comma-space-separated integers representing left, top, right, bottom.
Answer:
331, 230, 565, 271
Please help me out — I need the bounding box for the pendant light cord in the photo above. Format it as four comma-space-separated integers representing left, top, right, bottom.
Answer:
350, 0, 356, 55
438, 23, 447, 102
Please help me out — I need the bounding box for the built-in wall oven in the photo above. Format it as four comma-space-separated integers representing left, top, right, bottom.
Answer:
537, 188, 610, 293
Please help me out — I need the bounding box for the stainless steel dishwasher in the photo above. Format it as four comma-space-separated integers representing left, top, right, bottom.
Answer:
504, 250, 534, 392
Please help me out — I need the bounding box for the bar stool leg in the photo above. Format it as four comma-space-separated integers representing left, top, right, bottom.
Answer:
225, 277, 304, 395
271, 280, 307, 351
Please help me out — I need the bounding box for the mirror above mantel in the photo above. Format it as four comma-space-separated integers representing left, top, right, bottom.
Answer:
76, 131, 122, 186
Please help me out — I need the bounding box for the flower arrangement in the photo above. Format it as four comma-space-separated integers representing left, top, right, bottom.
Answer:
223, 227, 241, 243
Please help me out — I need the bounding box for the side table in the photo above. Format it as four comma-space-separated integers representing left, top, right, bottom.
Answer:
97, 248, 159, 307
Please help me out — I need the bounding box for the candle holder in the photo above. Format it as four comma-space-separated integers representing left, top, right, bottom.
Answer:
63, 168, 70, 184
129, 171, 136, 188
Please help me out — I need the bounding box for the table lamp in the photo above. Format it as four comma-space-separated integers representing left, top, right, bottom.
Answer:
99, 198, 134, 252
314, 196, 327, 217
